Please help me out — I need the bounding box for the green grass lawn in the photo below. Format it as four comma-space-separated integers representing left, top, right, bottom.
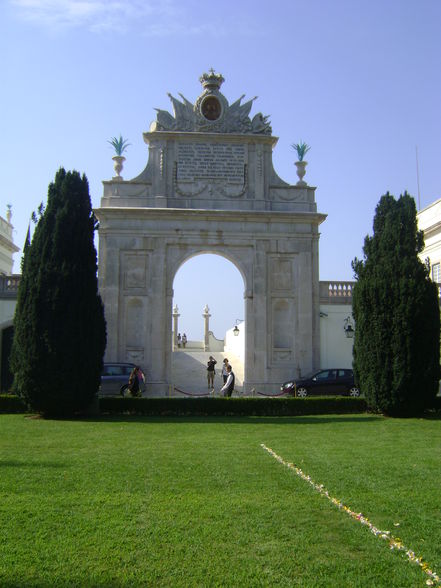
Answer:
0, 414, 440, 587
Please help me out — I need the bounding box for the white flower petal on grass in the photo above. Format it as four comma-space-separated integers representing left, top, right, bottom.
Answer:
261, 443, 441, 587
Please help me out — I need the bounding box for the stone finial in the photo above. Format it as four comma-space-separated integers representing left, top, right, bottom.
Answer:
203, 304, 210, 315
112, 155, 125, 181
6, 204, 12, 224
173, 304, 179, 314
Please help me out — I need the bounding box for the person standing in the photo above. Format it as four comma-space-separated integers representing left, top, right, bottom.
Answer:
137, 366, 146, 390
221, 358, 230, 383
182, 333, 187, 348
128, 366, 143, 397
220, 364, 235, 397
207, 355, 217, 388
177, 333, 181, 348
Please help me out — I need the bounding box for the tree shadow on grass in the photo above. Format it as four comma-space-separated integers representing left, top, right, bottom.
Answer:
68, 415, 384, 426
0, 459, 66, 468
419, 410, 441, 421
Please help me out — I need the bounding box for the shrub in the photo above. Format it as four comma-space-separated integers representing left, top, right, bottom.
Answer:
99, 396, 367, 417
10, 169, 106, 417
352, 192, 440, 416
0, 394, 27, 413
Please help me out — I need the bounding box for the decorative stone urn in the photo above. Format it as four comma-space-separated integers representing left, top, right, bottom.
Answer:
112, 155, 126, 180
295, 160, 308, 186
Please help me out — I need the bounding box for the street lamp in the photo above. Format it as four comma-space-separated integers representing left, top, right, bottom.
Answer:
344, 316, 355, 338
233, 319, 243, 336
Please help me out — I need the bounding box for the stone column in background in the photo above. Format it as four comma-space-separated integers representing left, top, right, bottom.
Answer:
203, 304, 211, 351
172, 304, 180, 351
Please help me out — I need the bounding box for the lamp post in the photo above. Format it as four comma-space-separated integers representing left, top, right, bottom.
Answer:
344, 316, 355, 338
233, 319, 244, 336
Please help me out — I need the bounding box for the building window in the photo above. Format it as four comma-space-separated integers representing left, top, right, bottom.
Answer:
432, 263, 441, 283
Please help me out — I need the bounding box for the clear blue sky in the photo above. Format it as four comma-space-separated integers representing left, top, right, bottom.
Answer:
2, 0, 440, 340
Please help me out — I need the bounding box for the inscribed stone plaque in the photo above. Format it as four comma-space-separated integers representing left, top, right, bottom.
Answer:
123, 253, 148, 290
271, 258, 293, 291
125, 297, 145, 347
272, 299, 291, 349
177, 143, 245, 183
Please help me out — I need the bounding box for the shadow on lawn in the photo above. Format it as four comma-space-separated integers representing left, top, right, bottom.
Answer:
72, 415, 384, 426
420, 410, 441, 421
0, 459, 66, 468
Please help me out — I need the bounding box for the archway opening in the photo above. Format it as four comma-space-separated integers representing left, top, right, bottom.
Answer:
171, 253, 245, 395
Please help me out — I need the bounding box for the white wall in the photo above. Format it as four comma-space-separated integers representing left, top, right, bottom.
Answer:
418, 198, 441, 281
0, 299, 16, 327
319, 304, 354, 369
208, 331, 224, 352
224, 321, 245, 363
223, 311, 354, 374
0, 215, 19, 275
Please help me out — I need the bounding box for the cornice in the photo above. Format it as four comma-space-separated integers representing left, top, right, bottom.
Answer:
0, 233, 19, 253
94, 207, 327, 226
143, 131, 278, 147
421, 219, 441, 239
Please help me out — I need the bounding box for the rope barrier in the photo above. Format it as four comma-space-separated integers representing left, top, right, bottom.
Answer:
257, 390, 291, 397
174, 387, 291, 398
174, 387, 212, 397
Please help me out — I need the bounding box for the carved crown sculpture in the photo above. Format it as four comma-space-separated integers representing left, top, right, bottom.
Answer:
199, 68, 225, 91
150, 71, 272, 135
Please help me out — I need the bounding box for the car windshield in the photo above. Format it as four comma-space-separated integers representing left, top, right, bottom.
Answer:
292, 369, 350, 381
300, 371, 318, 380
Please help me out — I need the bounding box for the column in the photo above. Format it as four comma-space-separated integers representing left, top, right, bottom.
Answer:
203, 304, 211, 351
172, 304, 180, 351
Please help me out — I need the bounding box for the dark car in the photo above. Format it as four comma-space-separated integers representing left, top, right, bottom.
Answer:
100, 362, 143, 396
281, 368, 360, 397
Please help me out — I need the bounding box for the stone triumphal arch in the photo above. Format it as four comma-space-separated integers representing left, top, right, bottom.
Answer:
96, 71, 326, 395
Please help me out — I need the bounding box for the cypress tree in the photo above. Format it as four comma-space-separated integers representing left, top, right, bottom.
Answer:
11, 169, 106, 416
352, 192, 440, 416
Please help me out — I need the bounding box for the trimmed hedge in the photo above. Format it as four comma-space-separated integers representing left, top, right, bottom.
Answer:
0, 394, 28, 413
3, 393, 439, 417
99, 396, 368, 416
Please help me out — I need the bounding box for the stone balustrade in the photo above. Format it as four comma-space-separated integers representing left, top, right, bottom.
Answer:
0, 274, 20, 298
1, 275, 440, 303
319, 281, 355, 304
320, 280, 441, 304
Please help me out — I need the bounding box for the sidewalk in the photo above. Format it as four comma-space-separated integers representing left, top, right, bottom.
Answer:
171, 350, 244, 397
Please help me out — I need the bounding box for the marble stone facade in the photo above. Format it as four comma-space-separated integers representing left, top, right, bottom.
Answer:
96, 71, 326, 394
417, 197, 441, 284
0, 209, 19, 276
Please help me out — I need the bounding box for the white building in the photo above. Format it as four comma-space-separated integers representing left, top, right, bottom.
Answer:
418, 198, 441, 285
0, 207, 20, 391
0, 207, 19, 276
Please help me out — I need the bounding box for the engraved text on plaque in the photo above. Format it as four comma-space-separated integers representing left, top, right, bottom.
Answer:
177, 143, 245, 183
